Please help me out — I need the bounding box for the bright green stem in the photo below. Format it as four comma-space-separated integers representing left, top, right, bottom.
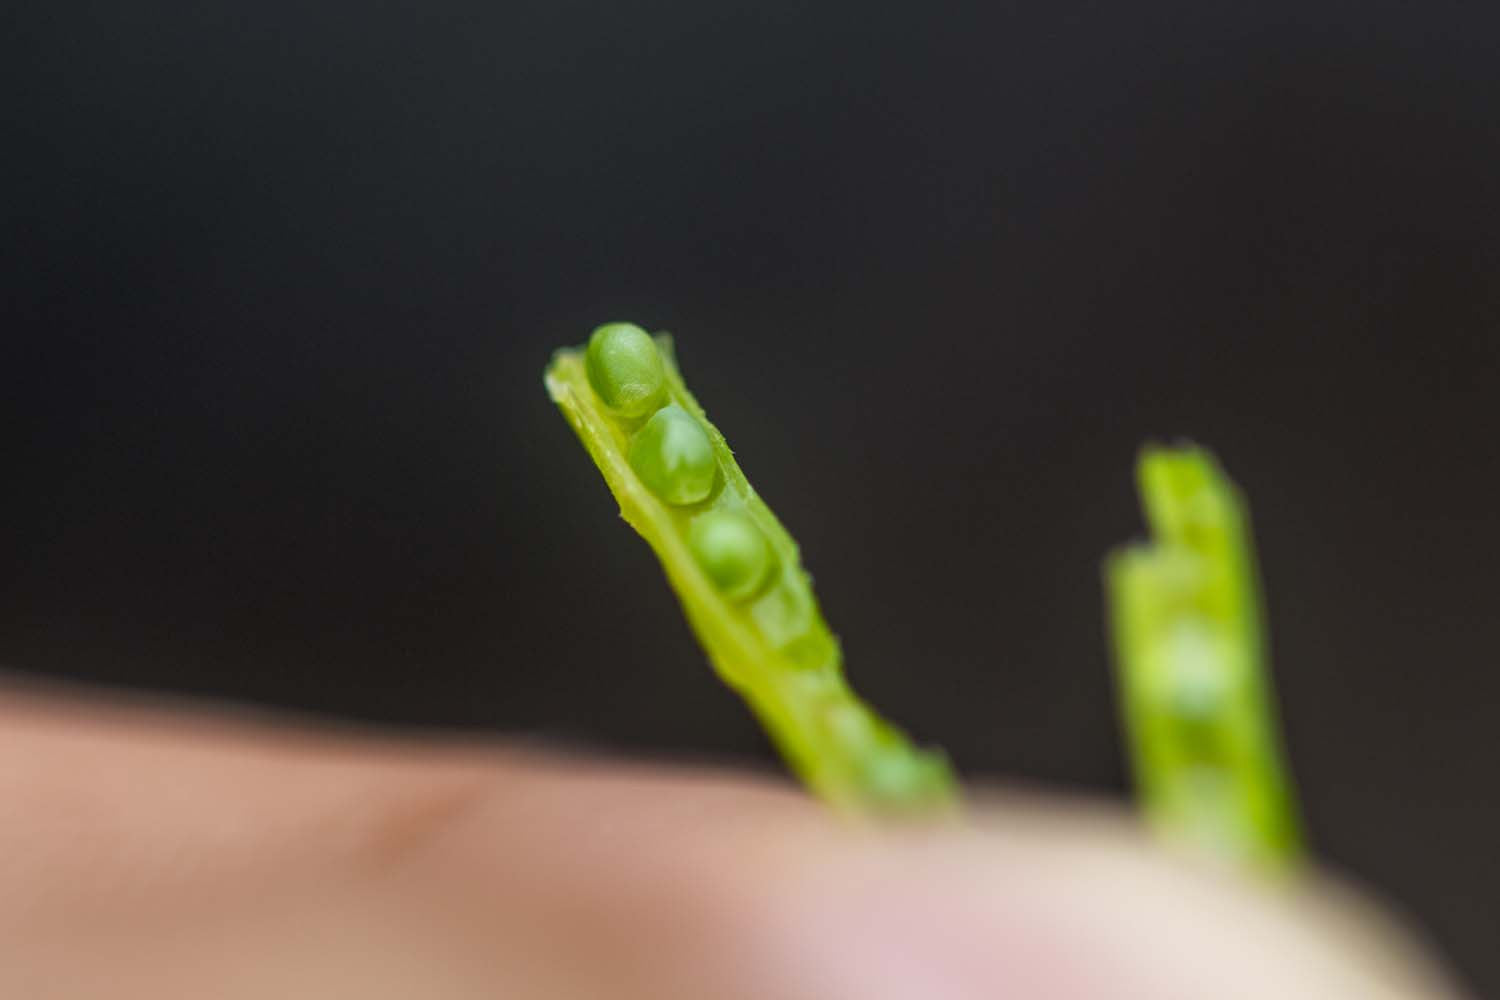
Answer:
1106, 445, 1303, 868
546, 330, 957, 817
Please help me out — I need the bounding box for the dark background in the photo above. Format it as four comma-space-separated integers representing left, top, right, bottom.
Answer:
4, 0, 1497, 991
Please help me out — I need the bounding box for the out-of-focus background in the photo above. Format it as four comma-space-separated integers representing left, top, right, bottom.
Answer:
4, 1, 1497, 991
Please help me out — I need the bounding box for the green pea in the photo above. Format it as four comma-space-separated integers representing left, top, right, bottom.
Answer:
689, 510, 773, 600
628, 404, 717, 504
1162, 622, 1233, 725
584, 322, 666, 418
856, 746, 954, 812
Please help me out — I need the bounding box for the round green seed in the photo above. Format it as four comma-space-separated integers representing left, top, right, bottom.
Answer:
628, 404, 717, 505
857, 748, 952, 812
1162, 622, 1233, 723
584, 322, 666, 418
689, 510, 773, 600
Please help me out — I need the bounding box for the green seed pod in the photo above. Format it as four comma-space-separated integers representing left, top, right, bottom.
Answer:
1106, 445, 1303, 868
689, 510, 773, 600
584, 322, 666, 417
546, 331, 959, 817
628, 404, 717, 504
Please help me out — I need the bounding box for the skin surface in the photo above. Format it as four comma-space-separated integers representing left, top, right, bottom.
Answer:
0, 685, 1461, 999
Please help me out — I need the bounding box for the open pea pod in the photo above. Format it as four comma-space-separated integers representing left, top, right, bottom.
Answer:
545, 324, 957, 816
1106, 445, 1303, 868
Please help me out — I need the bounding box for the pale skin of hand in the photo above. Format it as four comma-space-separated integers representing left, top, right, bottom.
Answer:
0, 688, 1460, 999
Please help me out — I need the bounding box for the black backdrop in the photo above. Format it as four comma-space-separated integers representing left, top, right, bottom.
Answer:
4, 1, 1498, 991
